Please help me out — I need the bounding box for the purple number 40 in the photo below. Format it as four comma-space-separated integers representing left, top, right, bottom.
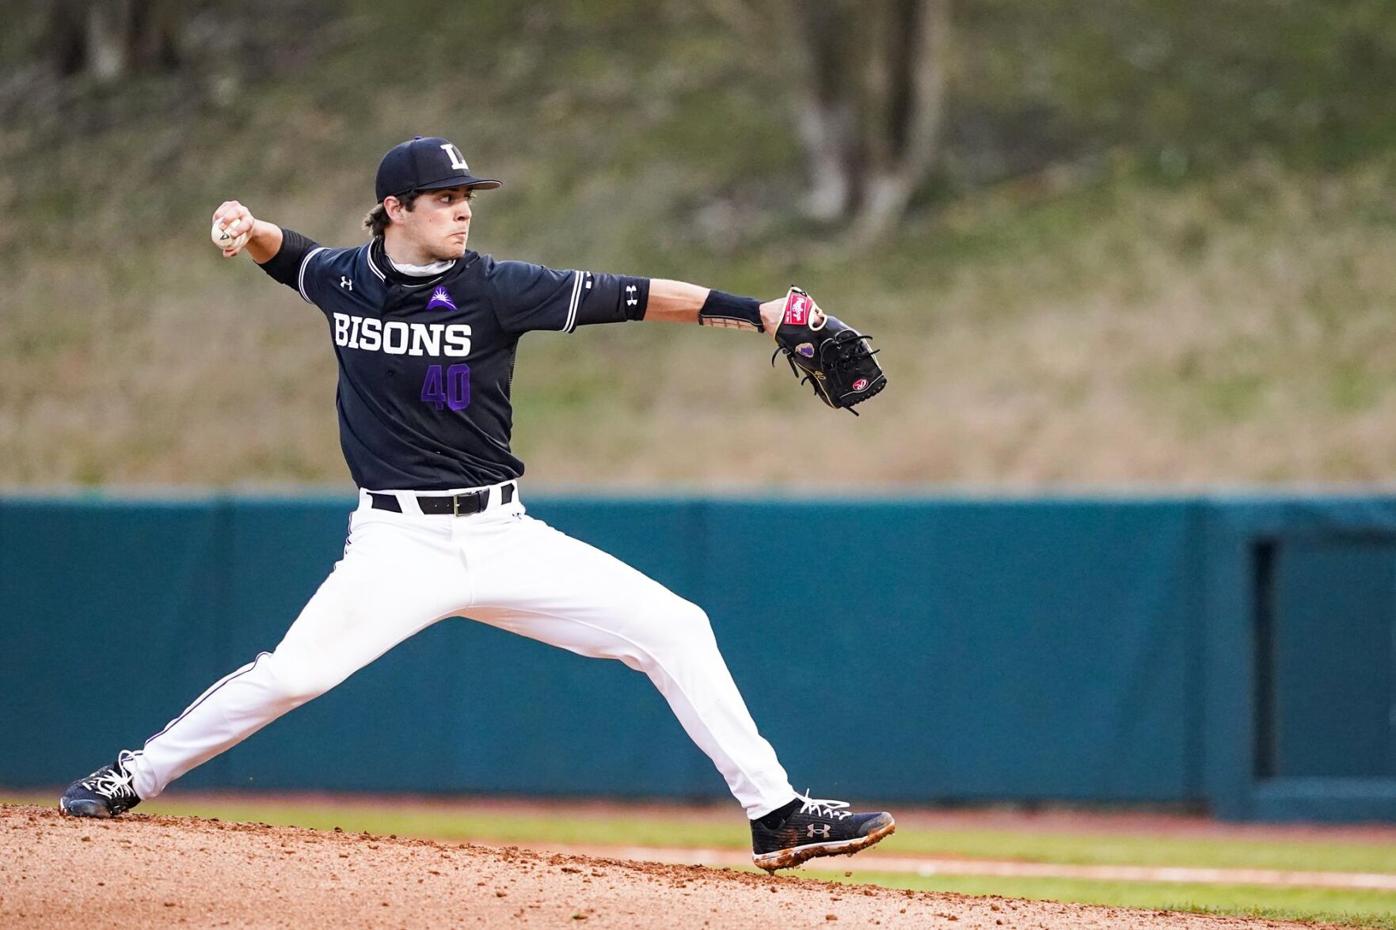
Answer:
420, 363, 471, 411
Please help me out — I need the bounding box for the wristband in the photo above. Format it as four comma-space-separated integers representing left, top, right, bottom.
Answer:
699, 290, 765, 332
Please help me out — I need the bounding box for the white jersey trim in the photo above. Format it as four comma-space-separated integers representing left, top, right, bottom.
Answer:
563, 269, 583, 333
365, 244, 387, 282
297, 247, 330, 303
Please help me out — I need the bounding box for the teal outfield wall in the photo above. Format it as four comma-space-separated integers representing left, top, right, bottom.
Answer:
2, 493, 1393, 821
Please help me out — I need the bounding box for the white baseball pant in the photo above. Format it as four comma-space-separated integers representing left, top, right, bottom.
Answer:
122, 484, 795, 818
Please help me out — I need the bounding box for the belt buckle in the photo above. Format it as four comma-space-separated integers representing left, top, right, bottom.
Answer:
453, 489, 486, 517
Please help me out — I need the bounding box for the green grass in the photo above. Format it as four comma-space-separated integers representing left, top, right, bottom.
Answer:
8, 790, 1396, 928
136, 802, 1396, 874
9, 792, 1395, 873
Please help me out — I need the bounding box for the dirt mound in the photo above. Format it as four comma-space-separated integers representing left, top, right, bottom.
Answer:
0, 805, 1335, 928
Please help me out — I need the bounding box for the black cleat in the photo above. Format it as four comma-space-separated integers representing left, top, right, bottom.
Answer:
59, 751, 142, 818
751, 792, 895, 872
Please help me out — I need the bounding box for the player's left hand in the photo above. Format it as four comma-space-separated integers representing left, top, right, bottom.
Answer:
771, 287, 886, 414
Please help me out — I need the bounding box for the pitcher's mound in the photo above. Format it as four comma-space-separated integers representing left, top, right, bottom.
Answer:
0, 805, 1334, 928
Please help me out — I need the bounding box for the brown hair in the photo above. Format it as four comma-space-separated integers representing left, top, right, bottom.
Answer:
362, 190, 423, 238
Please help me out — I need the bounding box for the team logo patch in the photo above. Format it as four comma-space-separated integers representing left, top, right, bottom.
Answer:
796, 342, 815, 358
852, 378, 870, 391
427, 286, 457, 311
784, 292, 812, 326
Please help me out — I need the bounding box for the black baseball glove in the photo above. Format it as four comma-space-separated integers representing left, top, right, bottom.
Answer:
771, 287, 886, 414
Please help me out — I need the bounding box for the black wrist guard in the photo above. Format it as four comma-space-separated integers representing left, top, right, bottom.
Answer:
699, 290, 765, 332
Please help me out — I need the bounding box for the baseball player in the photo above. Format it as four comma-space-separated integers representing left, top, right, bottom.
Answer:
58, 136, 891, 872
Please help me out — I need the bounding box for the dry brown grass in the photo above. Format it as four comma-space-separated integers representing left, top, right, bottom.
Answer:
5, 159, 1396, 489
507, 160, 1396, 489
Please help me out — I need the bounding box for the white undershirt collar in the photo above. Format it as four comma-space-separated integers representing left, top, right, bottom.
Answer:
386, 254, 456, 277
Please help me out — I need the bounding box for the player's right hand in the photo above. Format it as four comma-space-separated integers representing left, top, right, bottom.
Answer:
211, 201, 257, 258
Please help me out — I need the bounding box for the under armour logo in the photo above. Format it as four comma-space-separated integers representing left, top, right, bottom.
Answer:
806, 824, 831, 839
625, 284, 638, 307
340, 276, 353, 291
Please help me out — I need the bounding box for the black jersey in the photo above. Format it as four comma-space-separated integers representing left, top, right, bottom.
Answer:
259, 231, 650, 490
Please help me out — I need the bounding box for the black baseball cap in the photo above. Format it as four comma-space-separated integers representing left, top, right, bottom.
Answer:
374, 136, 502, 202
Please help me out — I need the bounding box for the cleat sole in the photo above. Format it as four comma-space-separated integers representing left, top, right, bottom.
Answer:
754, 814, 895, 873
59, 797, 114, 818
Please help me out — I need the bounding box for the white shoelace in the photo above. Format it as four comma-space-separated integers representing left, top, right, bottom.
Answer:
82, 751, 137, 799
797, 791, 853, 820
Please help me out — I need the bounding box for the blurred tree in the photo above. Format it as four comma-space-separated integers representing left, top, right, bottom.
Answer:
46, 0, 184, 83
712, 0, 951, 242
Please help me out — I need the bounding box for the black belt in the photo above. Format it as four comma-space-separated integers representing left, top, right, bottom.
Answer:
370, 482, 516, 516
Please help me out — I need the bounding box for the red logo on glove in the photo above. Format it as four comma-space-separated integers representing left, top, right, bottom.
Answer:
784, 292, 812, 326
852, 378, 870, 392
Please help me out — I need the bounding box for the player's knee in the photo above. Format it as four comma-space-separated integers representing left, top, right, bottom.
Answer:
655, 598, 717, 653
600, 596, 720, 670
679, 600, 714, 634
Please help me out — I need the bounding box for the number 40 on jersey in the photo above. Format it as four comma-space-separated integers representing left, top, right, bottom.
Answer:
421, 364, 471, 411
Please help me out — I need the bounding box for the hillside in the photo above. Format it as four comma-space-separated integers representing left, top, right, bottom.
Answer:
4, 0, 1396, 488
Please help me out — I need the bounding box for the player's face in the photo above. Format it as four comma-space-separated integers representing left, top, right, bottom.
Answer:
397, 187, 474, 262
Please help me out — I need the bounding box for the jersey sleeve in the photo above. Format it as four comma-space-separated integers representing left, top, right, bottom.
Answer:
485, 259, 650, 335
256, 227, 346, 306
